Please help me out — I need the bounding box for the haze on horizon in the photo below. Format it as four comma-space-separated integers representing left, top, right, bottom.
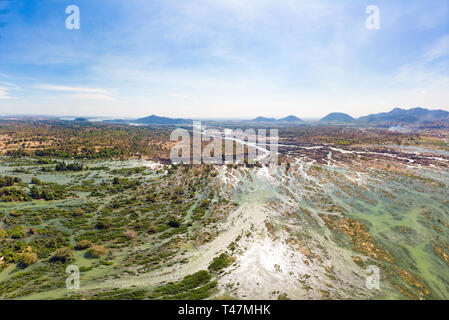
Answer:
1, 0, 449, 119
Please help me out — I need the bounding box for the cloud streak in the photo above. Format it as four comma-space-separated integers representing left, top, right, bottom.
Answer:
423, 34, 449, 61
34, 84, 115, 101
67, 93, 116, 101
0, 86, 12, 99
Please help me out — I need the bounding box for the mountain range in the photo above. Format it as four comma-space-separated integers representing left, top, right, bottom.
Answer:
357, 107, 449, 123
250, 108, 448, 124
250, 115, 303, 123
135, 114, 192, 125
317, 107, 449, 124
100, 107, 449, 126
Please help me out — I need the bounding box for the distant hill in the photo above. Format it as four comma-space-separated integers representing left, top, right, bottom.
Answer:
250, 115, 302, 123
278, 115, 303, 123
358, 107, 449, 124
135, 115, 191, 125
320, 113, 354, 123
251, 116, 278, 123
73, 117, 89, 122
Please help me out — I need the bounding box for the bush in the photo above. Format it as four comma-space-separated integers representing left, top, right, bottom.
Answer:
31, 177, 41, 185
95, 219, 111, 229
30, 186, 41, 199
28, 227, 38, 235
124, 230, 137, 240
8, 225, 26, 239
208, 253, 232, 272
20, 252, 38, 267
168, 220, 180, 228
50, 247, 74, 262
182, 270, 211, 288
0, 188, 31, 202
55, 162, 84, 172
76, 240, 92, 250
87, 245, 107, 258
0, 176, 21, 187
72, 208, 85, 217
154, 270, 212, 297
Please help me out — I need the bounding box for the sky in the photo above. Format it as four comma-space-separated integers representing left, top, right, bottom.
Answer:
0, 0, 449, 119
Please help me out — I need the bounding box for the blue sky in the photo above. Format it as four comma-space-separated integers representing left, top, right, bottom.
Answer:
0, 0, 449, 118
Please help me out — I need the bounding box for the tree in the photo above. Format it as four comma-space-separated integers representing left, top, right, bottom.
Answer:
30, 186, 41, 199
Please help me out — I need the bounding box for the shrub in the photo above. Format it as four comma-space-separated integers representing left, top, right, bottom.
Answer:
87, 245, 107, 258
183, 270, 211, 289
208, 253, 233, 272
95, 219, 111, 229
76, 240, 92, 250
55, 162, 83, 172
72, 208, 85, 217
31, 177, 41, 185
0, 188, 31, 202
30, 186, 41, 199
154, 270, 212, 297
8, 225, 26, 239
20, 252, 38, 267
0, 176, 21, 187
50, 247, 74, 262
168, 220, 180, 228
124, 230, 137, 240
28, 227, 38, 235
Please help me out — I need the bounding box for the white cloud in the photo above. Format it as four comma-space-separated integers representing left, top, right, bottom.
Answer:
0, 81, 20, 99
34, 84, 116, 101
0, 86, 12, 99
35, 84, 111, 95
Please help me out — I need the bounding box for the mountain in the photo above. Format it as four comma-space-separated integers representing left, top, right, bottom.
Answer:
251, 116, 278, 123
250, 116, 302, 123
278, 115, 303, 123
358, 107, 449, 124
320, 113, 354, 123
135, 115, 191, 125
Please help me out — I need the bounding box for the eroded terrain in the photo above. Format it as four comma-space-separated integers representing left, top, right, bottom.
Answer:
0, 124, 448, 300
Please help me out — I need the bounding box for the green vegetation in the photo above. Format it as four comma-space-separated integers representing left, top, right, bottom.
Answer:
0, 151, 229, 299
50, 248, 74, 263
75, 240, 92, 250
19, 252, 38, 267
0, 175, 21, 187
208, 253, 233, 272
1, 121, 172, 160
1, 121, 448, 300
151, 270, 217, 300
55, 162, 84, 172
86, 245, 107, 258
